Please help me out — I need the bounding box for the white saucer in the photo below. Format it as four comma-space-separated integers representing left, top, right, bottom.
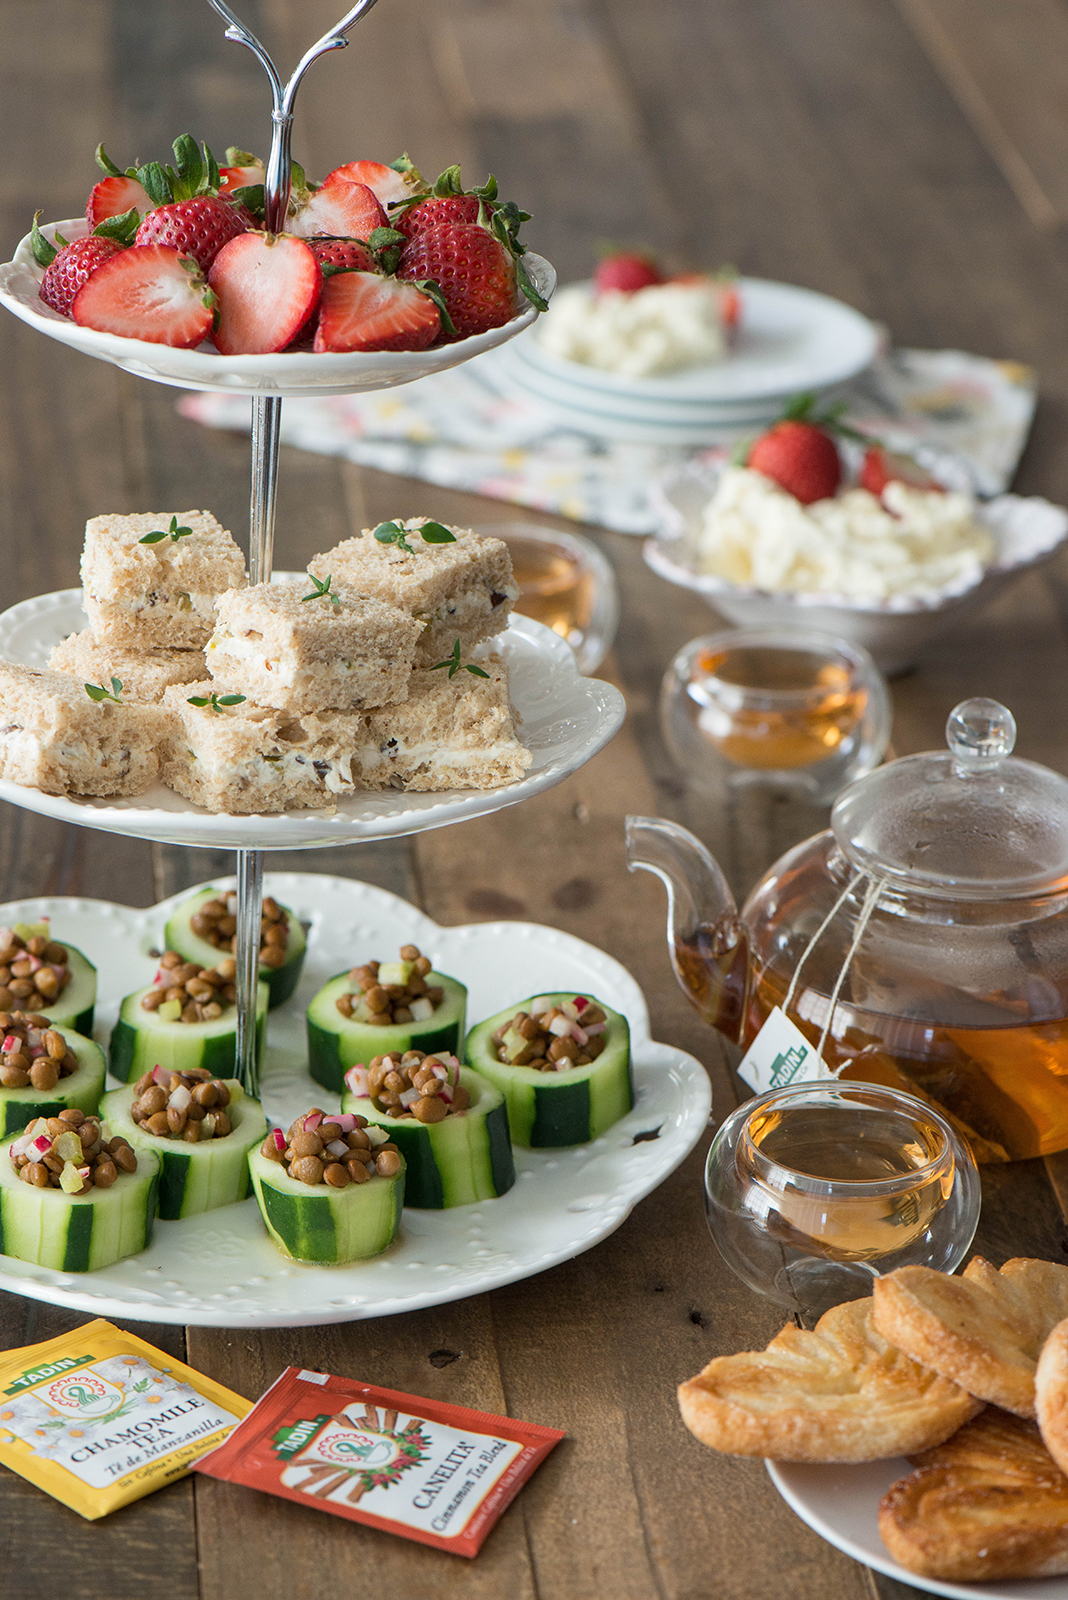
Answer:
0, 590, 624, 849
0, 218, 556, 397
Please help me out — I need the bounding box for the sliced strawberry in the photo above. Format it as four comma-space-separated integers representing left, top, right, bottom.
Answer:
748, 420, 841, 504
719, 280, 741, 330
860, 444, 944, 498
71, 245, 214, 348
308, 237, 377, 273
398, 222, 518, 340
219, 153, 265, 193
208, 232, 321, 355
87, 174, 149, 227
313, 270, 439, 353
135, 194, 252, 272
324, 159, 424, 209
289, 181, 386, 241
593, 250, 661, 295
40, 236, 125, 317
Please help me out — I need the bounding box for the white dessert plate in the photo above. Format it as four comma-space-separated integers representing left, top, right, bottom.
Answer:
0, 219, 556, 397
0, 591, 624, 848
769, 1457, 1068, 1599
0, 874, 711, 1327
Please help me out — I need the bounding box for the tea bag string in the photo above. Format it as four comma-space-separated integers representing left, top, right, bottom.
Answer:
821, 873, 886, 1073
782, 871, 865, 1015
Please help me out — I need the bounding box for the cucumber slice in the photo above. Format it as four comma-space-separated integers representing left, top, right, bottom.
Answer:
307, 972, 467, 1093
164, 888, 307, 1009
464, 993, 633, 1148
100, 1080, 267, 1219
108, 982, 268, 1083
0, 1025, 106, 1137
342, 1066, 514, 1209
0, 1136, 159, 1271
248, 1148, 405, 1262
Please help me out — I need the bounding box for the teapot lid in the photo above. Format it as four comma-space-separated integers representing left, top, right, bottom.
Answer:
831, 698, 1068, 900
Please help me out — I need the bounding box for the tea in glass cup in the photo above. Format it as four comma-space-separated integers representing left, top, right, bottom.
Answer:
704, 1082, 980, 1318
477, 522, 619, 674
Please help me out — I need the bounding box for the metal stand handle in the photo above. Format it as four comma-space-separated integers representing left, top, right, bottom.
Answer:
206, 0, 380, 1094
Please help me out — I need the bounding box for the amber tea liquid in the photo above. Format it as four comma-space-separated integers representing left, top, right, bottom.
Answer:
507, 536, 594, 643
692, 643, 868, 769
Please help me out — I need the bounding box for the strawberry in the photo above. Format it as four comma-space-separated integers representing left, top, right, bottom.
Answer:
747, 404, 842, 504
394, 193, 484, 241
289, 179, 386, 242
323, 155, 426, 209
87, 173, 149, 227
135, 194, 251, 272
398, 223, 518, 340
71, 245, 214, 348
308, 237, 377, 273
860, 444, 943, 498
31, 208, 140, 318
593, 250, 661, 295
208, 232, 322, 355
219, 148, 265, 193
314, 270, 440, 353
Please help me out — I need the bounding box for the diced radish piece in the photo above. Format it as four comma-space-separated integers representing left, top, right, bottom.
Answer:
570, 1023, 589, 1046
410, 996, 435, 1021
438, 1083, 454, 1104
153, 1065, 172, 1087
305, 1111, 323, 1129
27, 955, 42, 972
585, 1022, 606, 1036
549, 1014, 573, 1037
26, 1031, 41, 1050
398, 1087, 420, 1108
51, 964, 67, 980
169, 1085, 192, 1112
271, 1128, 286, 1153
344, 1066, 370, 1098
1, 1035, 19, 1054
30, 1136, 52, 1158
574, 996, 589, 1012
332, 1112, 359, 1131
10, 1135, 31, 1160
326, 1138, 349, 1158
431, 1064, 447, 1081
529, 997, 553, 1016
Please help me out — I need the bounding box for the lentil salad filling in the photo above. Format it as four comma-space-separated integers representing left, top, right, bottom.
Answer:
490, 996, 609, 1071
142, 949, 237, 1023
0, 926, 73, 1010
344, 1050, 470, 1122
335, 945, 445, 1025
129, 1066, 234, 1141
190, 891, 292, 968
9, 1111, 137, 1192
259, 1108, 403, 1188
0, 1013, 81, 1090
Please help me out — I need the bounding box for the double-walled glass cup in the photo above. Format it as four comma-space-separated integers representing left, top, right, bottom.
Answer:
660, 626, 891, 803
704, 1081, 980, 1319
477, 522, 619, 673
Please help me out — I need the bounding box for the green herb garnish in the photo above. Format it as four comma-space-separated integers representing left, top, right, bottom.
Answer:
187, 692, 246, 714
139, 516, 192, 545
373, 519, 456, 554
431, 639, 490, 681
301, 572, 341, 608
85, 677, 124, 704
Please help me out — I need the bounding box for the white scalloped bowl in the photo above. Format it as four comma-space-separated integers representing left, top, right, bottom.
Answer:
0, 219, 556, 397
645, 461, 1068, 674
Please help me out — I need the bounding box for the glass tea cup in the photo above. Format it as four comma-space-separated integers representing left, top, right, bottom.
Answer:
660, 626, 891, 803
476, 522, 619, 674
704, 1081, 980, 1320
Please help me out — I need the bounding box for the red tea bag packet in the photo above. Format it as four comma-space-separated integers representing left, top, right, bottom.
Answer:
196, 1366, 563, 1556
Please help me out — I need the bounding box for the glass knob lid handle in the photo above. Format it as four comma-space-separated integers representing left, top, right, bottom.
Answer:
946, 697, 1017, 774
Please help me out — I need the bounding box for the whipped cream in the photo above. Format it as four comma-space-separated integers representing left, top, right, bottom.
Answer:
695, 467, 995, 603
538, 281, 727, 377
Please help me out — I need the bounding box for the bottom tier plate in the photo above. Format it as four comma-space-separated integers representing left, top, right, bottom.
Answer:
0, 873, 711, 1327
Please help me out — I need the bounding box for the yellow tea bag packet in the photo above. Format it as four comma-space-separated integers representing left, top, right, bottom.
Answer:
0, 1318, 251, 1518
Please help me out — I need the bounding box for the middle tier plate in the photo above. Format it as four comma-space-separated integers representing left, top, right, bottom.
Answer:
0, 589, 624, 848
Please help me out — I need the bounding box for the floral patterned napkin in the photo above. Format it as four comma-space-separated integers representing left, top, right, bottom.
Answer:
178, 347, 1036, 536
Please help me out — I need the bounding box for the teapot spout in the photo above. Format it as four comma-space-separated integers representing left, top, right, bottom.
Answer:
625, 815, 750, 1043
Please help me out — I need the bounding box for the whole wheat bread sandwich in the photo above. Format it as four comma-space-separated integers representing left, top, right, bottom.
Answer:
49, 628, 205, 702
0, 661, 162, 797
873, 1257, 1068, 1418
81, 509, 245, 650
879, 1406, 1068, 1581
308, 517, 518, 666
678, 1297, 980, 1462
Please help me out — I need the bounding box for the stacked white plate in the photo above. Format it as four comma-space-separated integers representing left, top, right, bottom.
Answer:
477, 277, 881, 445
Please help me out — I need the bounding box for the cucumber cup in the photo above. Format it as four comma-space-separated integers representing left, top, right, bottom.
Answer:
101, 1076, 267, 1220
464, 993, 633, 1148
109, 977, 268, 1083
164, 888, 306, 1010
250, 1110, 405, 1262
0, 921, 96, 1035
0, 1020, 106, 1137
307, 947, 466, 1094
342, 1059, 514, 1209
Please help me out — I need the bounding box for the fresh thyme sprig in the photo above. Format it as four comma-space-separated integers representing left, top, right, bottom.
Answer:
139, 516, 193, 545
187, 691, 246, 714
301, 572, 341, 608
430, 639, 490, 680
85, 677, 124, 704
373, 519, 457, 555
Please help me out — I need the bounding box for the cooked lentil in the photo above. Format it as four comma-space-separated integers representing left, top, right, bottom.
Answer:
141, 949, 237, 1024
10, 1112, 136, 1192
0, 1011, 80, 1090
0, 927, 73, 1013
334, 944, 444, 1025
130, 1066, 234, 1141
491, 996, 608, 1071
260, 1108, 402, 1186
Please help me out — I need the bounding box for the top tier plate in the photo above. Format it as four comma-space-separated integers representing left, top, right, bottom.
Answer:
0, 219, 556, 397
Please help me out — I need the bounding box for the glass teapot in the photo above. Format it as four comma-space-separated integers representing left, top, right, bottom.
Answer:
627, 698, 1068, 1163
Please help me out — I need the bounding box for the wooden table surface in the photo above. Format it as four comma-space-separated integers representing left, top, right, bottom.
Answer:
4, 0, 1068, 1594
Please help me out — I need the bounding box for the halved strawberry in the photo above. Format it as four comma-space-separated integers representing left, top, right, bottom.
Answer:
594, 250, 661, 295
289, 180, 386, 241
313, 270, 440, 353
32, 208, 139, 318
208, 232, 322, 355
324, 157, 426, 209
71, 245, 214, 348
398, 221, 518, 340
219, 148, 265, 193
860, 445, 944, 497
135, 194, 252, 272
87, 173, 149, 227
308, 237, 377, 273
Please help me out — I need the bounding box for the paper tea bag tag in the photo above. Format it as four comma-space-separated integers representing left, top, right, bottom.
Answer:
737, 1006, 831, 1094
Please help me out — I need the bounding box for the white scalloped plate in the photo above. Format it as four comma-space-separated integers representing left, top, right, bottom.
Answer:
768, 1459, 1068, 1600
0, 219, 556, 397
0, 874, 710, 1327
0, 590, 624, 848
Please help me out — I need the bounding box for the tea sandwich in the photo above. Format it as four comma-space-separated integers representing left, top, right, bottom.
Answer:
159, 684, 364, 814
205, 581, 420, 714
308, 518, 518, 666
355, 656, 532, 792
49, 628, 205, 702
81, 510, 246, 650
0, 660, 162, 796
